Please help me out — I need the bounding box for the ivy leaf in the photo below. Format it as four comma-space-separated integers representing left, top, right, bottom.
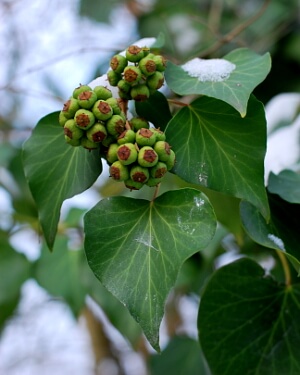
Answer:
22, 112, 102, 250
240, 193, 300, 275
199, 258, 300, 375
165, 48, 271, 117
84, 188, 216, 350
166, 95, 269, 220
268, 169, 300, 204
135, 91, 172, 131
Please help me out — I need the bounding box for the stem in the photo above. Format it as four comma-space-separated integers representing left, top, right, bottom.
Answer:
199, 0, 271, 57
167, 99, 189, 107
151, 183, 161, 201
276, 250, 292, 287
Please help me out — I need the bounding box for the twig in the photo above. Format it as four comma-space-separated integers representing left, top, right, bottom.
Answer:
276, 250, 292, 287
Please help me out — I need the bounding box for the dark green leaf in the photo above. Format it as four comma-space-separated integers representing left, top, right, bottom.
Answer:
165, 48, 271, 117
135, 91, 172, 131
268, 169, 300, 203
240, 193, 300, 275
199, 258, 300, 375
34, 236, 87, 315
22, 112, 102, 250
149, 336, 211, 375
166, 95, 269, 219
0, 233, 31, 329
84, 188, 216, 350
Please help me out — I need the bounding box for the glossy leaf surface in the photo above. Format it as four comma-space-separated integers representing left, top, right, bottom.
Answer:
84, 188, 216, 350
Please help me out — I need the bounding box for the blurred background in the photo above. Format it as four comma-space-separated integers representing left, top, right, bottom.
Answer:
0, 0, 299, 374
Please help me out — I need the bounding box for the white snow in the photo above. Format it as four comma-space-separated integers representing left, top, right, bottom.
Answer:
267, 234, 285, 251
181, 58, 236, 82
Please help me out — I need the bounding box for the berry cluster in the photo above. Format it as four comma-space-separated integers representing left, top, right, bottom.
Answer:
58, 44, 175, 190
108, 45, 166, 102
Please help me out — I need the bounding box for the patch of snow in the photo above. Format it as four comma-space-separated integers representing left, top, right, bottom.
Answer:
181, 58, 236, 82
267, 234, 285, 251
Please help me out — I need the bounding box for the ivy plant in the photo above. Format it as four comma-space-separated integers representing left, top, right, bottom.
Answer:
22, 36, 300, 373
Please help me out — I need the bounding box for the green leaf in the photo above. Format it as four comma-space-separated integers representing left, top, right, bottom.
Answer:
198, 258, 300, 375
34, 236, 87, 315
240, 193, 300, 275
84, 188, 216, 350
0, 233, 31, 329
165, 48, 271, 117
79, 0, 120, 23
149, 336, 211, 375
268, 169, 300, 203
22, 112, 102, 250
135, 91, 172, 131
166, 95, 269, 220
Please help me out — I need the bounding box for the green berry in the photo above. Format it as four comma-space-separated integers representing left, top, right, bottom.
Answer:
72, 84, 92, 99
106, 143, 119, 164
117, 79, 131, 94
117, 129, 136, 145
117, 143, 138, 165
107, 70, 122, 86
125, 45, 145, 62
146, 177, 163, 187
124, 179, 144, 191
118, 89, 132, 100
59, 111, 69, 127
138, 146, 158, 167
153, 55, 167, 72
110, 54, 128, 74
136, 128, 156, 146
74, 109, 95, 130
64, 119, 84, 140
150, 161, 167, 178
150, 128, 166, 141
105, 97, 122, 115
154, 141, 171, 161
123, 66, 142, 85
106, 115, 125, 137
146, 71, 164, 90
81, 136, 99, 151
93, 86, 113, 100
130, 165, 149, 183
130, 84, 150, 102
110, 161, 129, 181
65, 136, 81, 147
165, 149, 176, 170
86, 123, 107, 143
139, 56, 157, 76
129, 117, 150, 131
102, 135, 115, 148
62, 97, 80, 118
77, 90, 97, 109
92, 100, 113, 121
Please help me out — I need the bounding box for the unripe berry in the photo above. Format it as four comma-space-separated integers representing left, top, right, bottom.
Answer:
93, 85, 113, 100
146, 71, 164, 90
150, 128, 166, 141
117, 79, 131, 94
106, 114, 126, 137
130, 84, 150, 102
93, 100, 113, 121
139, 56, 157, 76
129, 117, 150, 131
110, 161, 130, 181
86, 123, 107, 143
110, 54, 128, 74
146, 177, 163, 187
102, 135, 115, 148
105, 97, 122, 115
153, 55, 167, 72
74, 109, 95, 130
117, 129, 136, 145
77, 90, 97, 109
107, 70, 122, 86
117, 143, 138, 165
138, 146, 158, 167
125, 45, 145, 62
150, 161, 168, 178
136, 128, 156, 146
123, 66, 142, 85
64, 119, 84, 140
59, 111, 69, 127
124, 179, 144, 191
62, 97, 80, 119
154, 141, 171, 161
130, 165, 149, 183
72, 84, 92, 99
65, 136, 81, 147
106, 143, 119, 164
165, 149, 176, 170
81, 136, 99, 151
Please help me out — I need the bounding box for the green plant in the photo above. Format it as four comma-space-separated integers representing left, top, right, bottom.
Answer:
20, 33, 300, 375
